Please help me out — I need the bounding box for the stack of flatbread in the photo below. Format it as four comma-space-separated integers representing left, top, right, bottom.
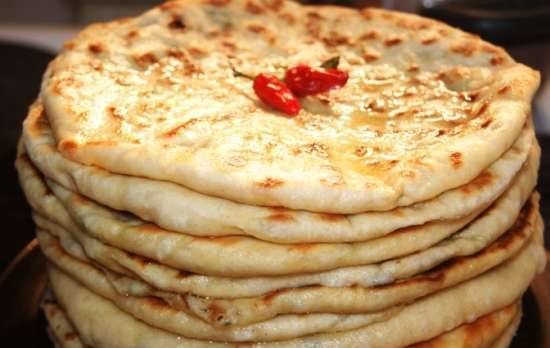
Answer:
15, 0, 545, 347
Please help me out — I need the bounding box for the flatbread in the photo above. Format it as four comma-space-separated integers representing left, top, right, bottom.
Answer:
16, 140, 539, 276
176, 204, 543, 326
43, 301, 85, 348
39, 0, 540, 213
41, 300, 521, 348
490, 310, 521, 348
22, 103, 535, 243
47, 232, 546, 347
405, 303, 519, 348
18, 137, 541, 303
41, 234, 402, 341
36, 199, 541, 327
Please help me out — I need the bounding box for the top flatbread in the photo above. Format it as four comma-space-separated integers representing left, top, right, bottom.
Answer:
41, 0, 539, 213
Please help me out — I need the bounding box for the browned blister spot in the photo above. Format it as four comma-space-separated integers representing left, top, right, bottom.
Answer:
205, 0, 231, 6
469, 100, 489, 117
498, 85, 511, 95
162, 119, 200, 137
58, 139, 78, 153
188, 47, 207, 57
486, 225, 527, 254
91, 61, 103, 72
323, 32, 351, 46
169, 16, 186, 30
301, 142, 329, 157
490, 55, 506, 66
88, 42, 105, 54
384, 36, 402, 46
245, 0, 265, 14
64, 333, 77, 341
72, 193, 88, 205
437, 28, 450, 37
450, 151, 462, 168
461, 170, 493, 194
262, 289, 284, 304
391, 208, 405, 217
195, 236, 241, 246
373, 259, 447, 292
462, 312, 499, 347
256, 177, 284, 189
363, 49, 381, 62
247, 24, 266, 33
144, 296, 169, 309
126, 29, 140, 40
421, 37, 437, 45
134, 52, 158, 68
128, 252, 156, 267
167, 49, 185, 60
480, 43, 500, 55
361, 8, 374, 20
318, 213, 346, 222
176, 270, 192, 278
138, 223, 165, 234
289, 243, 316, 252
221, 40, 237, 52
406, 304, 515, 348
359, 30, 378, 40
278, 12, 296, 24
480, 117, 493, 129
263, 0, 284, 12
53, 75, 80, 95
106, 106, 123, 120
266, 212, 295, 222
306, 10, 322, 20
451, 40, 477, 56
31, 105, 48, 129
396, 18, 432, 31
408, 64, 420, 73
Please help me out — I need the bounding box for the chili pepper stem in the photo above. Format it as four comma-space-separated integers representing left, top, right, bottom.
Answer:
229, 61, 254, 80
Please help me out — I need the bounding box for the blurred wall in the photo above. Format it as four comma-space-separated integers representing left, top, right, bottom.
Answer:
0, 0, 160, 25
0, 0, 418, 25
0, 0, 74, 24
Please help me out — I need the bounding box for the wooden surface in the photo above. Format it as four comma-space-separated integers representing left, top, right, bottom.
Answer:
0, 41, 549, 270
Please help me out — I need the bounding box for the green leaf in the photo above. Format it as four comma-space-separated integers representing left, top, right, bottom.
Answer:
320, 56, 340, 69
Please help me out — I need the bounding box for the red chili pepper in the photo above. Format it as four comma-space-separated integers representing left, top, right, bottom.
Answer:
284, 65, 349, 97
253, 73, 301, 116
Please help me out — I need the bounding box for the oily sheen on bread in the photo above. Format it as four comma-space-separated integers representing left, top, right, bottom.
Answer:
22, 103, 535, 243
